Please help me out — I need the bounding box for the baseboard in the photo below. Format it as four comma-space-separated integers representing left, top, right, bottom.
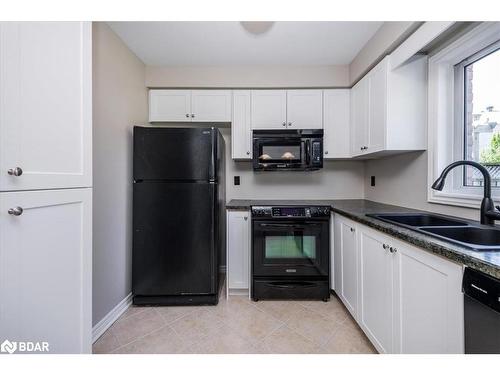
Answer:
92, 292, 133, 343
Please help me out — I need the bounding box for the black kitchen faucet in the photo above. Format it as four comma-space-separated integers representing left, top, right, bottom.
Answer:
432, 160, 500, 225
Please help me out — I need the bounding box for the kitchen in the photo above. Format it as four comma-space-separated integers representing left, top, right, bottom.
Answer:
0, 7, 499, 371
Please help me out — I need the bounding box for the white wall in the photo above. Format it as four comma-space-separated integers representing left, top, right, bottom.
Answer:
349, 22, 421, 84
146, 65, 350, 88
364, 152, 478, 220
92, 22, 148, 325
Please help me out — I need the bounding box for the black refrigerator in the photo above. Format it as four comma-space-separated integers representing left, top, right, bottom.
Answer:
132, 126, 225, 305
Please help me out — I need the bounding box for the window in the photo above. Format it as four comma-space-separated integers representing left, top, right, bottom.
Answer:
456, 42, 500, 188
428, 22, 500, 208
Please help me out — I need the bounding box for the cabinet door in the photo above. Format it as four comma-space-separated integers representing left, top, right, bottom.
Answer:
337, 216, 358, 317
0, 22, 92, 191
323, 89, 350, 158
367, 59, 387, 153
350, 78, 369, 157
191, 90, 232, 122
0, 188, 92, 353
149, 89, 191, 122
251, 90, 287, 129
393, 241, 464, 354
358, 226, 393, 353
227, 210, 250, 291
232, 91, 252, 159
286, 90, 323, 129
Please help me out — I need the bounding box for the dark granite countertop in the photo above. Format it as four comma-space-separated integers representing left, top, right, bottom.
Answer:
226, 198, 500, 279
226, 199, 335, 209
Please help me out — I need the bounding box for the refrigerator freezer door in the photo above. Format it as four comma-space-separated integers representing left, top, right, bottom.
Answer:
133, 127, 216, 181
133, 181, 217, 296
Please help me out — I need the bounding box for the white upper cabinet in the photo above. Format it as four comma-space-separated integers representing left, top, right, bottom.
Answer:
191, 90, 231, 122
149, 90, 191, 122
323, 89, 351, 158
232, 90, 252, 159
0, 22, 92, 191
0, 188, 92, 353
251, 90, 287, 129
366, 60, 387, 153
351, 78, 369, 155
149, 90, 231, 122
286, 90, 323, 129
350, 55, 427, 158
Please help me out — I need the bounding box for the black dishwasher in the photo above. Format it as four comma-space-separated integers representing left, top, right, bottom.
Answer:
463, 268, 500, 353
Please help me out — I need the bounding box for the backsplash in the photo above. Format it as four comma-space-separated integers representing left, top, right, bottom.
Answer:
220, 129, 365, 202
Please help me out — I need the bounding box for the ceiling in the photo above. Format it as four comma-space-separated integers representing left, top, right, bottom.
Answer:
107, 21, 383, 66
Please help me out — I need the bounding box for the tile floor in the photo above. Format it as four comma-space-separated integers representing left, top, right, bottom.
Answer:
93, 292, 376, 354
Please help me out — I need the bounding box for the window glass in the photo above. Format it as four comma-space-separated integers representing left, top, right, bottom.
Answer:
463, 48, 500, 187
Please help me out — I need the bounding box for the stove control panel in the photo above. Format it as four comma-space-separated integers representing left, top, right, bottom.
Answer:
251, 206, 330, 218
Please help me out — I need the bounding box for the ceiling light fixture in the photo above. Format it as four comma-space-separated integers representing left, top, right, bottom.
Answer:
240, 21, 275, 35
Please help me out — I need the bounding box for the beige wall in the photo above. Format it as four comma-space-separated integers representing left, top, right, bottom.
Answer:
349, 22, 421, 84
364, 152, 478, 220
146, 65, 350, 88
218, 128, 365, 201
92, 22, 148, 326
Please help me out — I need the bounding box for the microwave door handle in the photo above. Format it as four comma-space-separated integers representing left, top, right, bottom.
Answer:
305, 139, 311, 165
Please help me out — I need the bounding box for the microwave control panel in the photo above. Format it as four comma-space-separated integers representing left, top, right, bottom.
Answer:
312, 141, 322, 164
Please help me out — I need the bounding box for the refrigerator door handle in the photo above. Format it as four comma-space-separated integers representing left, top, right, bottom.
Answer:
209, 127, 216, 181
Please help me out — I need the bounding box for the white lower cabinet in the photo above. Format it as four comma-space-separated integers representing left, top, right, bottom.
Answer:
334, 215, 464, 354
0, 188, 92, 353
392, 239, 464, 354
334, 215, 358, 317
226, 210, 251, 295
358, 226, 394, 353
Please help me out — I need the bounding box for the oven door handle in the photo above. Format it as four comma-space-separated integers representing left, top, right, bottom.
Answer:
265, 281, 317, 289
258, 223, 321, 228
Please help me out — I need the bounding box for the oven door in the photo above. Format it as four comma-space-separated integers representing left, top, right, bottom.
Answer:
252, 219, 329, 277
253, 138, 305, 170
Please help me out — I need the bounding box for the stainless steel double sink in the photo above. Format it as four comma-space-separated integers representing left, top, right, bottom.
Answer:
366, 213, 500, 251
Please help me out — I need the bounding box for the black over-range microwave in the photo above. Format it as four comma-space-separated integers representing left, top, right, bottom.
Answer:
252, 129, 323, 171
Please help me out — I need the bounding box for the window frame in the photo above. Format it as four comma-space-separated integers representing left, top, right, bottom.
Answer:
451, 40, 500, 195
428, 22, 500, 209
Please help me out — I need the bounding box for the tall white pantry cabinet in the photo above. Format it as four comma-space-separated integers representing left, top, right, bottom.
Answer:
0, 22, 92, 353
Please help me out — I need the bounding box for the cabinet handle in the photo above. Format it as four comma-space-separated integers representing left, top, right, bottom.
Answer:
191, 114, 195, 118
8, 206, 23, 216
185, 113, 190, 118
382, 244, 389, 250
282, 122, 286, 127
324, 151, 329, 155
244, 216, 248, 221
7, 167, 23, 176
246, 151, 250, 155
389, 247, 397, 253
350, 227, 355, 232
288, 122, 292, 127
